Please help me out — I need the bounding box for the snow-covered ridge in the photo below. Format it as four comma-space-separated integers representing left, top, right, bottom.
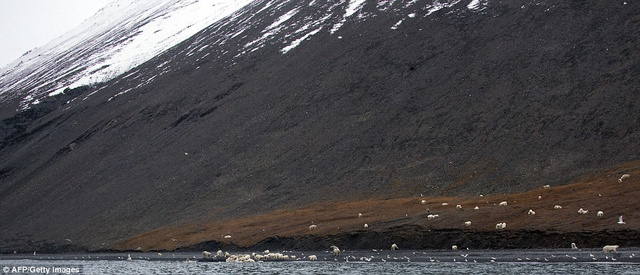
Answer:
102, 0, 487, 102
107, 0, 484, 102
0, 0, 487, 108
0, 0, 254, 108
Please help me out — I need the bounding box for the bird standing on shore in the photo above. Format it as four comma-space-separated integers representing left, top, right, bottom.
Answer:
618, 216, 626, 225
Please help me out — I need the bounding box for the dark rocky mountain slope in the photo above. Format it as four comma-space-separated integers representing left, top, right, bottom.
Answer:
0, 0, 639, 252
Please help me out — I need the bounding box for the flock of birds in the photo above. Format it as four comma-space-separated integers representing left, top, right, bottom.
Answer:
194, 244, 637, 263
20, 246, 638, 264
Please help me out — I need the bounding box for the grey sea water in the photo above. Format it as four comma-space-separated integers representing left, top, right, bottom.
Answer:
2, 249, 639, 274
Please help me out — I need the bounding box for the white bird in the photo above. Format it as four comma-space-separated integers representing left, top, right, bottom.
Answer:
618, 215, 627, 224
571, 243, 578, 250
127, 254, 132, 261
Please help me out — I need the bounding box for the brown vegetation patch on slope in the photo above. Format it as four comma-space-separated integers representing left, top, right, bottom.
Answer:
114, 161, 640, 251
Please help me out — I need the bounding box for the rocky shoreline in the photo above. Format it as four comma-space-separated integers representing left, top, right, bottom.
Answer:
3, 227, 638, 254
179, 227, 640, 253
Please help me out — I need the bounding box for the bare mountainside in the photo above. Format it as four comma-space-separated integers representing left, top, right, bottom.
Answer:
0, 0, 639, 253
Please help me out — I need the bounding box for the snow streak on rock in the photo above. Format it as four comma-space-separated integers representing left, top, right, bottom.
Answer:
467, 0, 488, 11
427, 0, 463, 15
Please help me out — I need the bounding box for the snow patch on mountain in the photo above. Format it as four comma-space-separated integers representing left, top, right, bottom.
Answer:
0, 0, 254, 109
1, 0, 491, 108
281, 27, 324, 54
427, 0, 462, 15
93, 0, 490, 101
467, 0, 488, 11
331, 0, 368, 34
